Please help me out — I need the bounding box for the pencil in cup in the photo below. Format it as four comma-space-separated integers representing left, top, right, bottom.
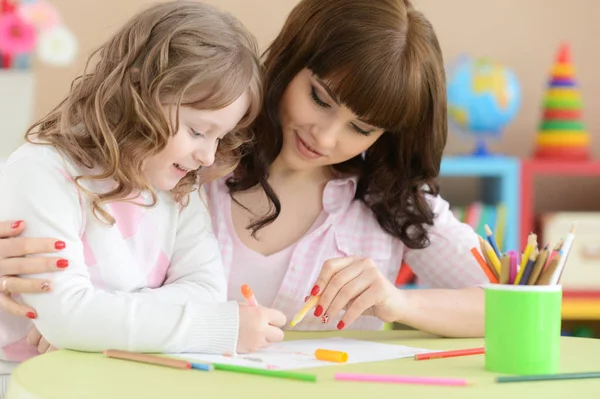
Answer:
103, 350, 193, 370
470, 246, 498, 284
414, 347, 484, 360
334, 373, 469, 387
514, 233, 537, 284
484, 224, 502, 258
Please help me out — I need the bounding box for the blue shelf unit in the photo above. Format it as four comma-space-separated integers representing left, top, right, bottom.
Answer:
439, 155, 520, 252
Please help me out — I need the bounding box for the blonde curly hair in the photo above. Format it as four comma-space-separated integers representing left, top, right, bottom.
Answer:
26, 1, 262, 224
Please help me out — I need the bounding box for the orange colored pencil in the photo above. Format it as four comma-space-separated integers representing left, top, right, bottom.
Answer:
414, 347, 485, 360
470, 247, 499, 283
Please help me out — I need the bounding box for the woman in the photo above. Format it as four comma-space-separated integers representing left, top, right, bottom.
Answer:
0, 0, 487, 347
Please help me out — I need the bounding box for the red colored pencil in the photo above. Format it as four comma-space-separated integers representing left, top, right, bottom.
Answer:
414, 347, 485, 361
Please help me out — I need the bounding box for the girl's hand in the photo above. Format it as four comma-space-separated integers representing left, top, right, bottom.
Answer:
26, 326, 57, 354
237, 304, 286, 353
310, 256, 405, 329
0, 220, 68, 318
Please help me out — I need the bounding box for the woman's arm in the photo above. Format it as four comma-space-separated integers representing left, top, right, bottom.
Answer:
393, 287, 484, 337
1, 158, 238, 355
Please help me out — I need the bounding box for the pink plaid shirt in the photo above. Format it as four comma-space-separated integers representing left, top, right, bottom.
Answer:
205, 175, 488, 330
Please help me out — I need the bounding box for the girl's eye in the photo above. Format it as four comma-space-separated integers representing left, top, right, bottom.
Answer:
190, 129, 205, 138
310, 86, 330, 108
351, 123, 372, 136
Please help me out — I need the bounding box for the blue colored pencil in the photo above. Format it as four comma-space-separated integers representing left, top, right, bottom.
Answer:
484, 224, 502, 258
191, 362, 215, 372
518, 249, 538, 285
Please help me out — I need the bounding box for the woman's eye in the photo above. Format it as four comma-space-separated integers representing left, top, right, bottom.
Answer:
351, 123, 371, 136
190, 129, 205, 138
310, 86, 330, 108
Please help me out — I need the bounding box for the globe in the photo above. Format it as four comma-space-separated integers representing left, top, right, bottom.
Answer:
446, 56, 521, 156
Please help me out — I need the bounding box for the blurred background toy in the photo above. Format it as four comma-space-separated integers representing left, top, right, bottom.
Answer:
446, 55, 521, 156
533, 43, 589, 161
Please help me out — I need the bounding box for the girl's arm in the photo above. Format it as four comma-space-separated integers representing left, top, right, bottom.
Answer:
0, 157, 238, 355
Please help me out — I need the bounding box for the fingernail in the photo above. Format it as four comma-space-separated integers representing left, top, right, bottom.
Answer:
337, 321, 345, 330
11, 220, 22, 229
304, 296, 309, 302
56, 259, 69, 268
310, 285, 320, 296
41, 282, 51, 291
321, 314, 329, 324
314, 305, 323, 317
54, 241, 66, 250
26, 311, 37, 319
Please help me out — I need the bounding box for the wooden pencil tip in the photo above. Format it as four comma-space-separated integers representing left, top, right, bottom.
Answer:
484, 224, 492, 235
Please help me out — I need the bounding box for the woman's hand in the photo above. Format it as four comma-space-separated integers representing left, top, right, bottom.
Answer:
309, 256, 405, 329
26, 326, 58, 354
0, 220, 68, 318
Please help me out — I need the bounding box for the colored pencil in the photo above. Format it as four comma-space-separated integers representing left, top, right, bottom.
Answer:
103, 350, 192, 370
508, 250, 518, 284
190, 362, 215, 372
414, 347, 484, 360
496, 371, 600, 383
470, 247, 498, 283
213, 363, 316, 382
290, 295, 320, 326
499, 253, 510, 284
550, 223, 575, 285
334, 373, 469, 387
478, 237, 499, 278
483, 239, 502, 276
514, 233, 537, 284
519, 248, 538, 285
528, 244, 550, 285
484, 224, 502, 258
241, 284, 259, 307
536, 255, 561, 285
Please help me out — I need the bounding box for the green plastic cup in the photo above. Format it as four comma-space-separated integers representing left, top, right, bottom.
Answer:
485, 284, 562, 375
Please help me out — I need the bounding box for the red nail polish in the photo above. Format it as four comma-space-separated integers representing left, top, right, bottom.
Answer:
337, 321, 345, 330
26, 311, 37, 319
304, 296, 309, 302
310, 285, 320, 296
56, 259, 69, 268
55, 241, 66, 250
11, 220, 22, 229
314, 305, 323, 317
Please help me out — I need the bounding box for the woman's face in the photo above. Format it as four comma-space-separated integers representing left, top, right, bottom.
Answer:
276, 68, 385, 172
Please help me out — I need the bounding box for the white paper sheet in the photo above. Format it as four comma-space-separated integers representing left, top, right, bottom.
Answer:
168, 338, 436, 370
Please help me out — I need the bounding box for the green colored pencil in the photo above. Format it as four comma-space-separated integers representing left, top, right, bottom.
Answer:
497, 372, 600, 383
213, 363, 317, 382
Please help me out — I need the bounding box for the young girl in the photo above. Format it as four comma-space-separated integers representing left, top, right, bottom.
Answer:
2, 0, 487, 343
0, 1, 284, 395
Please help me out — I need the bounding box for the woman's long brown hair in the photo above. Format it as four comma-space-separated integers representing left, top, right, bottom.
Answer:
227, 0, 447, 249
26, 1, 261, 224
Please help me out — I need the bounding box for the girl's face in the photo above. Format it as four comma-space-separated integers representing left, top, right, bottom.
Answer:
276, 68, 385, 173
144, 91, 250, 191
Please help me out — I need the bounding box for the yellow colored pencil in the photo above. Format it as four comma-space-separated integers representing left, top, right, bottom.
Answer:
478, 237, 499, 278
483, 239, 501, 276
514, 233, 537, 285
290, 295, 320, 327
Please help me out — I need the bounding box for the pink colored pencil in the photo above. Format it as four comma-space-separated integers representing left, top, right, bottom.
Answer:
508, 250, 518, 284
334, 373, 469, 387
